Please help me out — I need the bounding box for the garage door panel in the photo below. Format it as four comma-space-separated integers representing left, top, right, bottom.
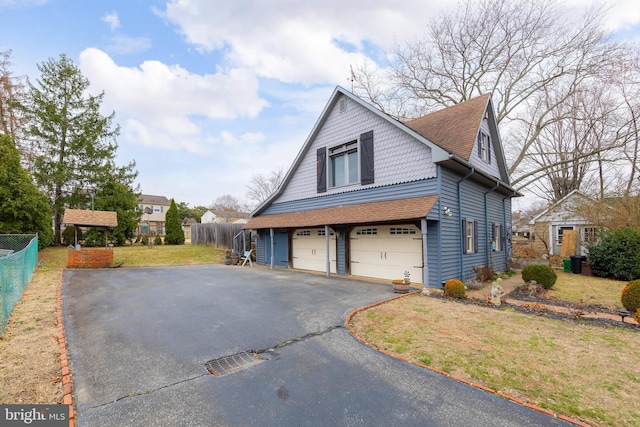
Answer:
350, 225, 423, 284
292, 229, 336, 273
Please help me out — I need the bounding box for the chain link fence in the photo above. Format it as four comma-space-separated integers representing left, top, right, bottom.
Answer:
1, 234, 38, 336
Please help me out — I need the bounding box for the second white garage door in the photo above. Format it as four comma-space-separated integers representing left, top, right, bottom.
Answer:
350, 224, 423, 283
292, 228, 337, 273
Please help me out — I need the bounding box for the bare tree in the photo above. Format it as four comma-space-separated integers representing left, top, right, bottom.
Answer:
353, 0, 624, 198
517, 83, 629, 201
0, 49, 27, 143
211, 194, 247, 223
245, 167, 285, 209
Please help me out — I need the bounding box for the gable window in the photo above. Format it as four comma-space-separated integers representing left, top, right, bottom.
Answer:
478, 132, 491, 163
317, 131, 374, 193
329, 140, 358, 187
462, 219, 478, 254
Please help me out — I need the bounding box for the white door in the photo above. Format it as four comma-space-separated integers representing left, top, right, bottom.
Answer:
292, 228, 337, 273
350, 225, 423, 283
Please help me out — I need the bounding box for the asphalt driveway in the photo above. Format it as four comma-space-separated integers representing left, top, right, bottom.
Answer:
62, 264, 570, 426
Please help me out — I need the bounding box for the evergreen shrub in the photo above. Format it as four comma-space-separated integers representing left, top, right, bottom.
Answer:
621, 280, 640, 314
587, 227, 640, 281
521, 264, 557, 289
444, 279, 466, 299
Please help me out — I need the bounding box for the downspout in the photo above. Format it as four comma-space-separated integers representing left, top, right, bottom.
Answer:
270, 228, 275, 269
457, 168, 475, 280
484, 181, 500, 268
325, 225, 330, 277
503, 190, 518, 268
421, 218, 429, 292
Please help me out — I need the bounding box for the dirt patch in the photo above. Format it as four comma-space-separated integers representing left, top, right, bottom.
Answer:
0, 249, 65, 404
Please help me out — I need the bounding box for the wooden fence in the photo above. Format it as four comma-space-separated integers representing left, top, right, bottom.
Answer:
190, 223, 251, 251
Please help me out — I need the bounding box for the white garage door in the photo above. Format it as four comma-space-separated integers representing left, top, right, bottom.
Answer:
292, 228, 337, 273
350, 224, 423, 283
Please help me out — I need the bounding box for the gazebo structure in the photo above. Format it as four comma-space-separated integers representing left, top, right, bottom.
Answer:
62, 209, 118, 268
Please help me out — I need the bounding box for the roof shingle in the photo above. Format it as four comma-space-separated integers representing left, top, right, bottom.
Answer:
63, 209, 118, 227
404, 93, 490, 161
243, 195, 438, 229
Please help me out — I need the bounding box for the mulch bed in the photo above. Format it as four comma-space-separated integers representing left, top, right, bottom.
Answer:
429, 285, 639, 331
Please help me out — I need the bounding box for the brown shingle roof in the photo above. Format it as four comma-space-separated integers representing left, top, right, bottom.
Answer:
139, 194, 170, 205
63, 209, 118, 227
404, 93, 490, 161
243, 195, 438, 229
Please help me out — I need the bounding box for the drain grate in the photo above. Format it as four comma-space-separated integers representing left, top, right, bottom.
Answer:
205, 351, 267, 376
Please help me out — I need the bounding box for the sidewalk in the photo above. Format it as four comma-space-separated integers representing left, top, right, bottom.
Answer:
461, 274, 638, 326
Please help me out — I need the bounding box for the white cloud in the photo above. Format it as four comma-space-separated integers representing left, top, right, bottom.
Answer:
78, 48, 268, 153
603, 0, 640, 32
161, 0, 450, 85
107, 34, 152, 54
102, 11, 120, 31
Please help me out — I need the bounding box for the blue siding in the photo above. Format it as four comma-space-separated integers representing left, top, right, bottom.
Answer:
256, 230, 289, 268
440, 168, 514, 282
427, 220, 440, 287
263, 178, 438, 215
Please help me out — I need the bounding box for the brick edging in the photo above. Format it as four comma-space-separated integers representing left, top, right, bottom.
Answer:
56, 269, 75, 427
343, 292, 592, 427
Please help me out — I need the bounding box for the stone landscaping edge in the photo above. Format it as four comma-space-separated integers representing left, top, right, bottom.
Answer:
56, 269, 75, 427
343, 290, 592, 427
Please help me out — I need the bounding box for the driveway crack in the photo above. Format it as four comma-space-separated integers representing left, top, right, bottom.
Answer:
261, 324, 343, 353
86, 372, 208, 410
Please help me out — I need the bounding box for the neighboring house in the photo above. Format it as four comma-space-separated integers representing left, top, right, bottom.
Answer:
243, 86, 519, 287
529, 190, 597, 257
182, 217, 198, 240
138, 194, 170, 236
201, 210, 217, 224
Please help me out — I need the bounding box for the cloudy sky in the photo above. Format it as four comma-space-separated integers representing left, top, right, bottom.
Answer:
1, 0, 639, 210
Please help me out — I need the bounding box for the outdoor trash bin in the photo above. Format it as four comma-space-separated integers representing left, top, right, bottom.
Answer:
570, 255, 586, 274
563, 258, 571, 273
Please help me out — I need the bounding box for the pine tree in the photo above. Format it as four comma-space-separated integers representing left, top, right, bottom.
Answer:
0, 134, 53, 248
164, 199, 185, 245
22, 54, 136, 244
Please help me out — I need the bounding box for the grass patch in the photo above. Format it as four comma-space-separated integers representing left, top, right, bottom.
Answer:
349, 294, 640, 427
0, 244, 226, 404
113, 244, 224, 266
549, 271, 625, 308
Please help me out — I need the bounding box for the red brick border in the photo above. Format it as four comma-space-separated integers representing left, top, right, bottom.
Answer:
56, 269, 75, 427
344, 292, 591, 427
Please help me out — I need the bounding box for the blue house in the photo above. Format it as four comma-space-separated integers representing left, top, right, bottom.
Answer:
243, 86, 519, 287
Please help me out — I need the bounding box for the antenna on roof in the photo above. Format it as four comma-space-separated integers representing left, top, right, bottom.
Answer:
349, 65, 356, 93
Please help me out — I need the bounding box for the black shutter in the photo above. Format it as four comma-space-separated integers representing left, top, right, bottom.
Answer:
473, 221, 479, 253
488, 135, 492, 163
360, 130, 374, 185
462, 218, 467, 254
477, 133, 482, 157
500, 224, 505, 252
317, 147, 327, 193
